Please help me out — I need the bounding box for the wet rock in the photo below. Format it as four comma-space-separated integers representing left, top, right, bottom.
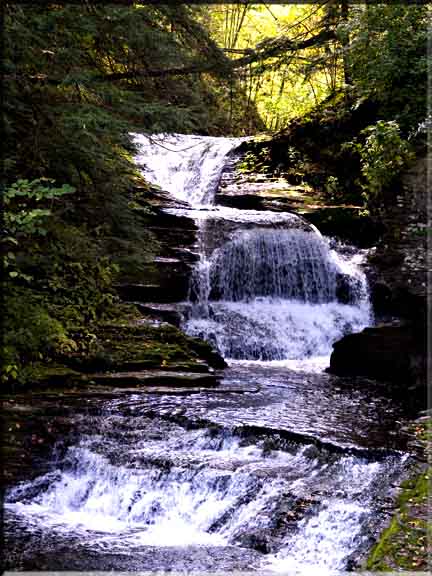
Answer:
117, 360, 211, 373
68, 321, 226, 372
89, 370, 220, 388
2, 400, 78, 487
335, 272, 361, 304
4, 540, 262, 572
115, 195, 199, 302
132, 302, 184, 326
116, 278, 190, 303
368, 279, 395, 317
328, 324, 426, 388
217, 191, 381, 247
234, 531, 271, 554
304, 207, 382, 248
367, 153, 428, 321
17, 365, 84, 388
217, 193, 267, 211
188, 336, 227, 369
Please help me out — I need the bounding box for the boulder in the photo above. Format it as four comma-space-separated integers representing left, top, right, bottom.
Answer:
328, 323, 426, 389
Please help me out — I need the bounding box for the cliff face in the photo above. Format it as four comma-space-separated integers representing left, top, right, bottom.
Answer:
369, 152, 428, 322
329, 153, 428, 390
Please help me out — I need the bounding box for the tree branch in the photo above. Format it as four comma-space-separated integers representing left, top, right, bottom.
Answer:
98, 29, 336, 82
5, 29, 336, 85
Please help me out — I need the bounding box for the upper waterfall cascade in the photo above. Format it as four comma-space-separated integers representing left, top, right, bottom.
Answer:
132, 133, 245, 205
133, 133, 372, 364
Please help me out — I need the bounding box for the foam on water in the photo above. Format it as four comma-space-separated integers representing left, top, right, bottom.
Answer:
6, 428, 404, 563
132, 133, 245, 205
264, 458, 386, 574
185, 298, 369, 361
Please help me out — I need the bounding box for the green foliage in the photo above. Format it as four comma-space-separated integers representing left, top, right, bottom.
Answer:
346, 121, 414, 201
346, 5, 428, 133
237, 146, 272, 174
2, 286, 68, 385
366, 418, 432, 572
5, 2, 254, 385
324, 176, 344, 203
3, 178, 76, 283
4, 3, 257, 187
4, 178, 75, 236
202, 4, 427, 135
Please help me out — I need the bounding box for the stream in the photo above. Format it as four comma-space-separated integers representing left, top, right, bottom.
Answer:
4, 134, 417, 573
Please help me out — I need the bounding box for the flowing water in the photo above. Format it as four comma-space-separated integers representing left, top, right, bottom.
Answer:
4, 134, 416, 573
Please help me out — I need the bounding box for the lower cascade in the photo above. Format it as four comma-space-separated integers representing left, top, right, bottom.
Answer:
6, 418, 407, 573
5, 134, 411, 574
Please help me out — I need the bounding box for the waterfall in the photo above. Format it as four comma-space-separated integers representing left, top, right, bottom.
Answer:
195, 229, 346, 303
6, 425, 407, 567
132, 133, 245, 205
185, 228, 371, 363
132, 133, 372, 364
5, 134, 407, 575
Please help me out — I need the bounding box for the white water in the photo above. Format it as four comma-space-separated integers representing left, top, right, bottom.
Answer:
132, 133, 245, 205
7, 427, 405, 568
133, 133, 372, 365
198, 229, 344, 302
5, 134, 406, 574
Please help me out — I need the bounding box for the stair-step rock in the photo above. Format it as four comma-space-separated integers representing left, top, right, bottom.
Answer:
88, 370, 219, 388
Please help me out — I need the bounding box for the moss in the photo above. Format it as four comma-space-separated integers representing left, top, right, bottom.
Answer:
366, 417, 432, 572
5, 301, 225, 394
64, 319, 225, 372
30, 364, 82, 381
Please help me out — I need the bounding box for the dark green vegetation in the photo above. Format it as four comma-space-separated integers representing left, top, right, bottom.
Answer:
3, 3, 260, 386
366, 417, 431, 572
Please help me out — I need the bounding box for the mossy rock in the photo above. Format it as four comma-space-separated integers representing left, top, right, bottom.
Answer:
4, 363, 86, 393
89, 370, 219, 388
366, 468, 431, 571
366, 417, 432, 572
65, 321, 226, 372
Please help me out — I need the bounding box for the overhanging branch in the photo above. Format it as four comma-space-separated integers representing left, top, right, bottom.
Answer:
6, 29, 336, 85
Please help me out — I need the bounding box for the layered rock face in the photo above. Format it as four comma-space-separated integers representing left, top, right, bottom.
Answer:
330, 153, 428, 388
368, 153, 428, 321
115, 187, 199, 304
